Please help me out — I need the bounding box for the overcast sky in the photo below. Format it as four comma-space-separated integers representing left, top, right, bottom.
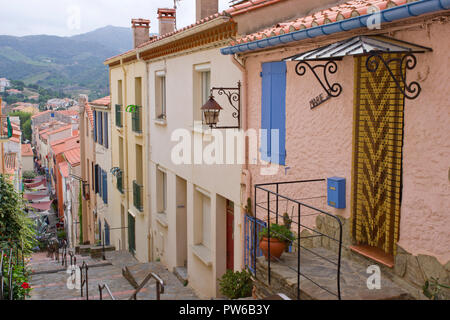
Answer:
0, 0, 232, 37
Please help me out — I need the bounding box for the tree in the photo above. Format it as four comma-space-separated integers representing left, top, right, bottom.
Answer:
0, 174, 36, 253
7, 111, 33, 141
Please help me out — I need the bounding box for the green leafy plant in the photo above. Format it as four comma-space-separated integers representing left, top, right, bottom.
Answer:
57, 230, 66, 240
219, 269, 253, 299
259, 223, 295, 243
22, 171, 37, 180
423, 277, 450, 300
2, 259, 32, 300
244, 197, 253, 216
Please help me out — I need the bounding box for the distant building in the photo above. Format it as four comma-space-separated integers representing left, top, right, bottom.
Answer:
0, 78, 11, 92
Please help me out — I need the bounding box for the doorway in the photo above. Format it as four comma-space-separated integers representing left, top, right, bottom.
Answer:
226, 200, 234, 270
351, 54, 404, 257
176, 176, 188, 268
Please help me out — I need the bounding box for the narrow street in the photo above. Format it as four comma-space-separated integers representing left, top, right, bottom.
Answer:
29, 250, 199, 300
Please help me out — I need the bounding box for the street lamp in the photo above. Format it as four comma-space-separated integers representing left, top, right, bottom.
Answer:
200, 81, 241, 129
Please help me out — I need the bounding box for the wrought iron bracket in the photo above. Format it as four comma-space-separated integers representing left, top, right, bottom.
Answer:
110, 167, 122, 177
209, 81, 241, 129
295, 60, 343, 99
366, 52, 421, 99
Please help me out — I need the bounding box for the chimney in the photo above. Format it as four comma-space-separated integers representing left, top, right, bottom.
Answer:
196, 0, 218, 21
158, 8, 176, 36
132, 18, 150, 48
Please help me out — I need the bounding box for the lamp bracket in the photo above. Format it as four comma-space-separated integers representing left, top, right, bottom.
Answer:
208, 81, 241, 129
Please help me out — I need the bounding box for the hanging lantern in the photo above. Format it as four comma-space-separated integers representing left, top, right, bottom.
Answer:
201, 96, 223, 128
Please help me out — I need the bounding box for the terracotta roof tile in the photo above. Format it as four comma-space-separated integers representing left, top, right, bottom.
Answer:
64, 148, 81, 166
85, 103, 94, 127
58, 161, 69, 178
91, 96, 111, 107
234, 0, 409, 45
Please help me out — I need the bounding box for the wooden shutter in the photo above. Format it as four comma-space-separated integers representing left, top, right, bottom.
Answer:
260, 62, 287, 165
93, 111, 97, 142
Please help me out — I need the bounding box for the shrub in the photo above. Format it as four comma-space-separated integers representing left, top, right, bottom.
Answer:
219, 269, 253, 299
22, 171, 37, 180
259, 223, 295, 243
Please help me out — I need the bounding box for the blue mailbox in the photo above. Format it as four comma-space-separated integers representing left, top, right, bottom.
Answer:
327, 177, 346, 209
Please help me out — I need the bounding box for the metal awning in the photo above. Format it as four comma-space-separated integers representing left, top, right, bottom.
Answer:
284, 35, 432, 61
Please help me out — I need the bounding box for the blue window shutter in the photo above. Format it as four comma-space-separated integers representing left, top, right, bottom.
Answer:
93, 111, 97, 142
103, 170, 108, 204
260, 61, 287, 165
103, 171, 108, 203
98, 112, 103, 145
94, 164, 99, 193
260, 63, 272, 162
270, 61, 287, 165
104, 113, 109, 148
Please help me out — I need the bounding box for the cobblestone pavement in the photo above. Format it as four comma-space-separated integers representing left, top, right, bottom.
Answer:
29, 250, 199, 300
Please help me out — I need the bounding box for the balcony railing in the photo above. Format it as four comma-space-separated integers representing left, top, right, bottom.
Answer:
131, 106, 142, 133
117, 170, 124, 194
0, 116, 12, 141
133, 180, 143, 212
115, 104, 123, 128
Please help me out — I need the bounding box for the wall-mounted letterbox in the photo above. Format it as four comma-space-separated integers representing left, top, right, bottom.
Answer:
327, 177, 345, 209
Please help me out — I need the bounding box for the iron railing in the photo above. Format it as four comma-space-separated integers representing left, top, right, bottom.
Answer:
128, 272, 164, 300
0, 115, 11, 140
115, 104, 123, 128
0, 241, 26, 300
131, 105, 142, 133
80, 261, 89, 299
117, 170, 124, 194
244, 215, 266, 274
254, 179, 342, 300
98, 283, 116, 300
133, 181, 143, 212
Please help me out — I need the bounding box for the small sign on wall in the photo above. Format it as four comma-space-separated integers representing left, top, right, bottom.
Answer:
310, 93, 331, 109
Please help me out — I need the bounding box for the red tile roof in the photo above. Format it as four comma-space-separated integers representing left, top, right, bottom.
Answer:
85, 103, 94, 127
91, 96, 111, 107
31, 110, 52, 119
58, 161, 69, 178
45, 124, 72, 138
51, 134, 79, 147
21, 144, 33, 157
233, 0, 409, 45
64, 148, 81, 166
51, 136, 80, 155
227, 0, 284, 16
57, 110, 78, 117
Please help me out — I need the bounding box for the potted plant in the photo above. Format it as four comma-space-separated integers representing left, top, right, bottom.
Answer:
259, 223, 295, 261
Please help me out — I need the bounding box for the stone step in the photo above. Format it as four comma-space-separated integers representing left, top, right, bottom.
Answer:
254, 247, 414, 300
173, 267, 188, 286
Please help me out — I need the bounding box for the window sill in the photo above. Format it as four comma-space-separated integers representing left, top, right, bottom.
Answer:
154, 118, 167, 126
156, 212, 168, 228
191, 244, 212, 267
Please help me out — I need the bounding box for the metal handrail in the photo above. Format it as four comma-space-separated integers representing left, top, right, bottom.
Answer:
98, 283, 116, 300
61, 240, 68, 267
128, 272, 164, 300
254, 179, 343, 300
80, 261, 89, 299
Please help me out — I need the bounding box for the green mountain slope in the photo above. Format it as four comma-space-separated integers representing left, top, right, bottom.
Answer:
0, 26, 132, 99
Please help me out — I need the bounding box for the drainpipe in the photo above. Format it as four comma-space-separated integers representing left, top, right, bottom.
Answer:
230, 55, 252, 204
120, 58, 130, 223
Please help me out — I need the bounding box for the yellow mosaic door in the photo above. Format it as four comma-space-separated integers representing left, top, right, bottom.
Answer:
351, 54, 405, 256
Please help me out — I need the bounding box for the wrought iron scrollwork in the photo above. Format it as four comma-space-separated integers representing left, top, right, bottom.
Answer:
366, 52, 421, 99
216, 88, 240, 119
209, 81, 241, 129
295, 60, 343, 98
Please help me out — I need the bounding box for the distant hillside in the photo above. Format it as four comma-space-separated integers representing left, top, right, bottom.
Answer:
0, 26, 132, 99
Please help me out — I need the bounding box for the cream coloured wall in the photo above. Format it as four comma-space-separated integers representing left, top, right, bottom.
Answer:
148, 46, 243, 298
110, 60, 150, 262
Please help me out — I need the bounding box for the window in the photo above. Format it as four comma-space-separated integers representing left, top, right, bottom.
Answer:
103, 112, 109, 148
155, 72, 166, 119
194, 64, 211, 122
157, 169, 167, 213
116, 80, 123, 127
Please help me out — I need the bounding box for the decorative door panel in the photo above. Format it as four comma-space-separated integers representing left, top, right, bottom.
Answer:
351, 54, 405, 256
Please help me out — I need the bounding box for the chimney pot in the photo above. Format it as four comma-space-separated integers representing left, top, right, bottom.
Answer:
132, 18, 151, 48
158, 8, 176, 36
196, 0, 219, 21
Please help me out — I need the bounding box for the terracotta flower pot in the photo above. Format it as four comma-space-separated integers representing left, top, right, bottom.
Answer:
259, 237, 286, 261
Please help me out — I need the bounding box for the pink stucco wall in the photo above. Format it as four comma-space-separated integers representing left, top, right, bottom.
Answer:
245, 22, 450, 264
